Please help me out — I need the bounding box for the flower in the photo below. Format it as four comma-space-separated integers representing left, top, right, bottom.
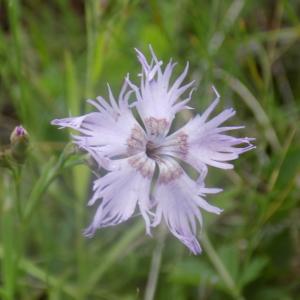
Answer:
51, 46, 254, 254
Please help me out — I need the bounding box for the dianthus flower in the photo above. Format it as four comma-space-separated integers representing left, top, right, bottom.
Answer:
51, 47, 254, 254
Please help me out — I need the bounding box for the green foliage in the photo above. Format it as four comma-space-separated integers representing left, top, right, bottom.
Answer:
0, 0, 299, 299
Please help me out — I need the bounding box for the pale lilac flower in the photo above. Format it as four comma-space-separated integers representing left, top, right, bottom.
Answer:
51, 47, 254, 254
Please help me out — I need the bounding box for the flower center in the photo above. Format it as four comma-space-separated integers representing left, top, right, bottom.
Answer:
127, 118, 170, 159
145, 141, 161, 160
127, 120, 189, 182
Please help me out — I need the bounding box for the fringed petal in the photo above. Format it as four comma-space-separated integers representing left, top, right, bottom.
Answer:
51, 81, 145, 169
161, 87, 255, 175
84, 153, 155, 237
128, 46, 195, 138
152, 158, 222, 254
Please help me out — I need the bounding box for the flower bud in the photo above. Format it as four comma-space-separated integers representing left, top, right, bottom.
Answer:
10, 125, 29, 164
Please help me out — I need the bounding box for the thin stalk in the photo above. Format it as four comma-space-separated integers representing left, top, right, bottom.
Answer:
215, 68, 281, 152
85, 0, 99, 99
7, 0, 30, 127
12, 166, 23, 221
1, 174, 18, 300
144, 227, 166, 300
73, 165, 89, 300
72, 2, 101, 298
267, 127, 296, 191
200, 232, 244, 300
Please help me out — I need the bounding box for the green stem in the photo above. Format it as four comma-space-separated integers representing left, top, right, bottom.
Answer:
85, 0, 98, 99
1, 174, 18, 300
12, 166, 23, 221
200, 232, 244, 300
144, 227, 166, 300
7, 0, 30, 127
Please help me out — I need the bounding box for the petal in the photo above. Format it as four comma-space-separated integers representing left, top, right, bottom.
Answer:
152, 158, 222, 255
127, 46, 195, 138
51, 81, 145, 168
84, 153, 156, 237
161, 89, 255, 174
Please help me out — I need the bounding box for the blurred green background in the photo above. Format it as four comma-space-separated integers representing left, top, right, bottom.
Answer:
0, 0, 300, 299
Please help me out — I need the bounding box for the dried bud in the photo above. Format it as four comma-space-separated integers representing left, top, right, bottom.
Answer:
10, 125, 29, 163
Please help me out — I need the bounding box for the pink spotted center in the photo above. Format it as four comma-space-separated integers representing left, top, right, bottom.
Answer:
126, 117, 188, 182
